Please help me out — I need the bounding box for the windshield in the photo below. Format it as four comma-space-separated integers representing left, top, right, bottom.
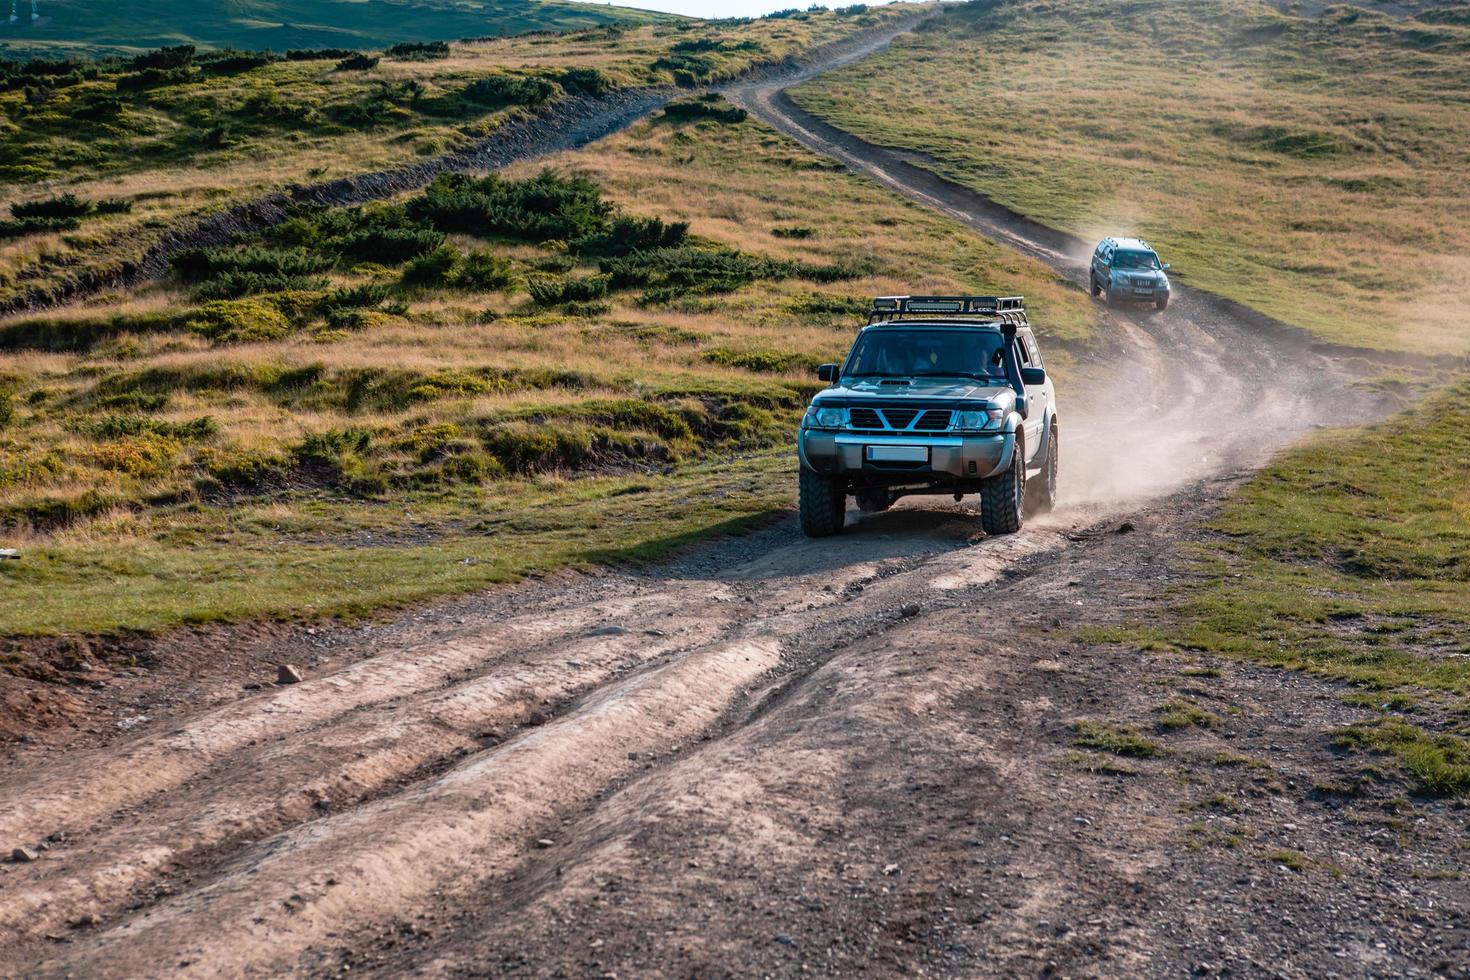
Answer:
1113, 250, 1161, 270
844, 328, 1007, 379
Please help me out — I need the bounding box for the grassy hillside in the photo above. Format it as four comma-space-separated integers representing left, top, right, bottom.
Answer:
0, 0, 672, 59
792, 0, 1470, 355
0, 100, 1091, 636
0, 5, 917, 308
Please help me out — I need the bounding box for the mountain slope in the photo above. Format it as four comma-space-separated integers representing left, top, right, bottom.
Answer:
0, 0, 673, 57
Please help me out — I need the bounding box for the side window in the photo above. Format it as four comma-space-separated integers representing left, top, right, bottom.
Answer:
1022, 334, 1041, 366
1014, 338, 1030, 366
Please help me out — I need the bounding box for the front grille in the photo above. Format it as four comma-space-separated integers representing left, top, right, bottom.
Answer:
846, 406, 956, 432
914, 410, 952, 430
882, 408, 919, 429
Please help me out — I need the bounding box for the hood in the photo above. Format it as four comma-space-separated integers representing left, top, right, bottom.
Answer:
814, 376, 1014, 404
1114, 268, 1167, 282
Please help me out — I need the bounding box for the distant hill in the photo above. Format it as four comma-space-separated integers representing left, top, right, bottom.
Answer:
0, 0, 675, 58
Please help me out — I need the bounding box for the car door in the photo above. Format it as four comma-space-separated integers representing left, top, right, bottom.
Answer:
1015, 334, 1043, 460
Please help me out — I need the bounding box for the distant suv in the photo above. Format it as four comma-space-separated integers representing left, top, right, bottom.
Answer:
798, 295, 1058, 538
1089, 237, 1171, 311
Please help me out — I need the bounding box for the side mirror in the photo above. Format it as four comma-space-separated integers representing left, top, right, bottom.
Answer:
1020, 367, 1046, 386
816, 363, 838, 383
1162, 263, 1171, 270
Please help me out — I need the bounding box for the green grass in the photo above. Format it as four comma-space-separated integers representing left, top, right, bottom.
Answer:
793, 0, 1470, 355
1086, 375, 1470, 796
1072, 721, 1166, 759
1154, 699, 1219, 733
0, 453, 789, 635
0, 0, 671, 59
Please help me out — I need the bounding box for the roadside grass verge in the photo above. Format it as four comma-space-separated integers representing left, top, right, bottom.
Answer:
0, 106, 1092, 638
1084, 376, 1470, 796
793, 0, 1470, 355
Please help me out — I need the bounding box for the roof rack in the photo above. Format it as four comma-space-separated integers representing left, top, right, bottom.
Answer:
867, 295, 1027, 326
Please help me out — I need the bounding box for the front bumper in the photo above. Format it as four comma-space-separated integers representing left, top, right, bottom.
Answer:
799, 429, 1015, 481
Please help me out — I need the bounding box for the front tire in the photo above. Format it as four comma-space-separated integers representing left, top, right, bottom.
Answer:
1090, 275, 1103, 299
1024, 423, 1057, 517
979, 435, 1025, 536
1154, 294, 1170, 312
799, 468, 846, 537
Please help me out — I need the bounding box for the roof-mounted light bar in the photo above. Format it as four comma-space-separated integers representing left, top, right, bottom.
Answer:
867, 295, 1026, 324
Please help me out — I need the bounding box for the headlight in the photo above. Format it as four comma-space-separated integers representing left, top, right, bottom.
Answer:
804, 406, 848, 428
954, 408, 1004, 431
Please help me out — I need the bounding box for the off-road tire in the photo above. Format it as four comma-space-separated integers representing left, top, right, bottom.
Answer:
1024, 422, 1057, 517
979, 435, 1025, 536
1154, 295, 1169, 312
1090, 276, 1103, 299
799, 468, 845, 537
855, 490, 892, 513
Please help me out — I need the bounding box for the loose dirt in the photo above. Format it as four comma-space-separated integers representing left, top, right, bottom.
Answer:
3, 17, 1467, 980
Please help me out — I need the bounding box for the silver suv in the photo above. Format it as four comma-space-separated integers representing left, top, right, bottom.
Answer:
1089, 237, 1171, 311
798, 295, 1058, 537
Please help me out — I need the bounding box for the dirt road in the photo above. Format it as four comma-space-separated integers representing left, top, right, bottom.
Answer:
3, 20, 1468, 980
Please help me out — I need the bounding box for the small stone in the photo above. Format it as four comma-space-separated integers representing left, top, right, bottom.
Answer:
527, 710, 549, 726
276, 664, 304, 685
588, 626, 626, 637
11, 847, 39, 863
898, 603, 921, 618
313, 797, 331, 811
882, 863, 900, 876
243, 682, 262, 691
1116, 521, 1136, 534
534, 838, 555, 849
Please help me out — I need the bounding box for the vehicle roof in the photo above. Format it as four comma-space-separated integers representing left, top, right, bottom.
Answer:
1103, 236, 1157, 253
860, 319, 1015, 332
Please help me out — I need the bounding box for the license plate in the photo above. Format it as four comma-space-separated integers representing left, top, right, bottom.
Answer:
866, 445, 928, 463
1133, 287, 1153, 294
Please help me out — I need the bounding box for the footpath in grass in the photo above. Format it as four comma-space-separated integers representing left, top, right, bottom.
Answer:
793, 0, 1470, 355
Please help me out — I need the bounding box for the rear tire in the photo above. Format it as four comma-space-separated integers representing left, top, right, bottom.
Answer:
799, 467, 845, 537
979, 435, 1025, 536
1024, 423, 1057, 517
855, 490, 892, 513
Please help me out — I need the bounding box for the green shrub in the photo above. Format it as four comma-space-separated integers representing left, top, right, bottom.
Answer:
401, 245, 461, 287
408, 170, 612, 243
463, 74, 558, 108
453, 251, 517, 291
527, 273, 611, 306
185, 299, 293, 343
335, 53, 380, 71
660, 95, 748, 125
385, 41, 451, 61
13, 193, 91, 219
129, 45, 194, 71
558, 67, 611, 97
771, 225, 814, 239
116, 67, 192, 91
287, 48, 358, 61
571, 215, 688, 257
